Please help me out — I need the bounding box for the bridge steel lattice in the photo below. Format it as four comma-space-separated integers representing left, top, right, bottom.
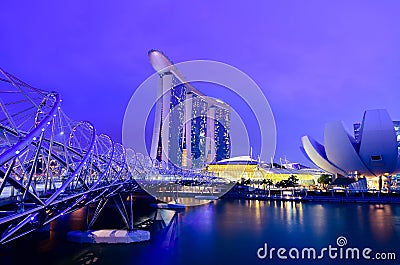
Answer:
0, 68, 215, 244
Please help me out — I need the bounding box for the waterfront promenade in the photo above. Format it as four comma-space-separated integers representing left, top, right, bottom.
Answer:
222, 184, 400, 204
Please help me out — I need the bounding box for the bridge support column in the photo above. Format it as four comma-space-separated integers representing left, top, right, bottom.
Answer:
66, 193, 150, 244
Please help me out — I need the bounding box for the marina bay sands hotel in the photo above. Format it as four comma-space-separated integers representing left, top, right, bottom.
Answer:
148, 50, 231, 169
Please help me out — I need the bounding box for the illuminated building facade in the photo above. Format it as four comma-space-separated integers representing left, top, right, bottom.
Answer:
206, 156, 322, 186
214, 106, 231, 162
149, 50, 231, 168
395, 121, 400, 153
302, 109, 400, 189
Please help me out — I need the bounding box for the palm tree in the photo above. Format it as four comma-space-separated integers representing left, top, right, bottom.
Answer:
287, 175, 299, 195
265, 179, 273, 196
317, 174, 332, 190
288, 175, 299, 186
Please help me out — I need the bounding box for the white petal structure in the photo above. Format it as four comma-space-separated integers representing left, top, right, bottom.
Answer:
358, 109, 398, 175
324, 121, 372, 175
301, 135, 346, 176
301, 109, 399, 177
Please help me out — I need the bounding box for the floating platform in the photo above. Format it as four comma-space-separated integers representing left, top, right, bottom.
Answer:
194, 195, 218, 200
66, 229, 150, 244
150, 202, 186, 209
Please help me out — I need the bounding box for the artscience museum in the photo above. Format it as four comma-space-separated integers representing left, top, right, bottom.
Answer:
301, 109, 400, 190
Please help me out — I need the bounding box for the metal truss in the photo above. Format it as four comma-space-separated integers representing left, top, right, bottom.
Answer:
0, 68, 231, 244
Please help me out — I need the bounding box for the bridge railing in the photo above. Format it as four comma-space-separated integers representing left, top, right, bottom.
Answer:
0, 68, 219, 244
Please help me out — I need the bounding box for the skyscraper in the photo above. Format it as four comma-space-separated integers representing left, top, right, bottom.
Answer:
148, 50, 231, 169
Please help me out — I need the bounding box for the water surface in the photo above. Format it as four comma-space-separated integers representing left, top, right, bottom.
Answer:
1, 199, 399, 265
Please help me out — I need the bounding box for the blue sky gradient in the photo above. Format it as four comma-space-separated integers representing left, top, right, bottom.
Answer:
1, 1, 400, 166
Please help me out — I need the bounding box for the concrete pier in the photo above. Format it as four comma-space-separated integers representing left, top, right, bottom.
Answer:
66, 229, 150, 244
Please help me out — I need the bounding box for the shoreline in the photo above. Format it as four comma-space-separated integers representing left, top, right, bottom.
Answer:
221, 193, 400, 204
221, 185, 400, 204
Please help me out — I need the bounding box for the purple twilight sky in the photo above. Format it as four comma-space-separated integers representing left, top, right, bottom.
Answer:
1, 1, 400, 167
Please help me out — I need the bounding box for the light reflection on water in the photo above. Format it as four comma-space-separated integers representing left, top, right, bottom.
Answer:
368, 204, 394, 243
0, 199, 399, 265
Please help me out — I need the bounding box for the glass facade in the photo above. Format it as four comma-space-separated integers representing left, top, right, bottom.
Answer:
353, 122, 361, 142
214, 107, 231, 161
167, 76, 186, 166
393, 121, 400, 153
190, 93, 208, 168
153, 73, 231, 169
155, 74, 186, 166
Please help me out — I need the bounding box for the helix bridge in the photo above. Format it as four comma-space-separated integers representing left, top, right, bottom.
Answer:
0, 68, 231, 244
